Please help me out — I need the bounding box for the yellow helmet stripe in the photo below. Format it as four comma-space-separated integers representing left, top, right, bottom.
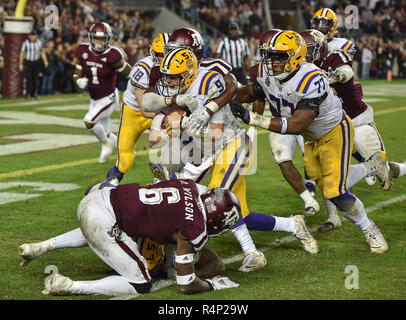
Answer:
296, 70, 326, 94
198, 71, 220, 95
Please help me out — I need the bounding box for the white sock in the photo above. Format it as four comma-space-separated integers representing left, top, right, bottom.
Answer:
273, 216, 296, 233
397, 162, 406, 177
108, 132, 117, 146
324, 198, 341, 224
232, 224, 257, 254
51, 228, 88, 250
348, 163, 368, 188
90, 122, 107, 143
340, 197, 371, 231
299, 189, 314, 205
73, 276, 138, 297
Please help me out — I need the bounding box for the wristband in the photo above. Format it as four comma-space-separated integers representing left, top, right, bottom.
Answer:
175, 253, 194, 264
279, 117, 288, 134
205, 101, 219, 116
176, 273, 196, 285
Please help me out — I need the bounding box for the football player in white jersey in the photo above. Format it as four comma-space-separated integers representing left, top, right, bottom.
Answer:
104, 33, 170, 183
311, 8, 355, 55
143, 48, 319, 270
231, 30, 388, 254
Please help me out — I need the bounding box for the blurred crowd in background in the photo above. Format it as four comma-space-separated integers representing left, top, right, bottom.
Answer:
0, 0, 405, 96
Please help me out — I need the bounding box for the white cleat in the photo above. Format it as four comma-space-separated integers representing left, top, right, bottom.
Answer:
99, 138, 115, 163
42, 273, 75, 295
303, 198, 320, 216
238, 251, 267, 272
362, 220, 388, 254
368, 151, 392, 191
293, 215, 319, 254
19, 240, 53, 267
318, 214, 342, 232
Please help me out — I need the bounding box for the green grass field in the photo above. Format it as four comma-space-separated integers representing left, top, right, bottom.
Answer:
1, 80, 405, 301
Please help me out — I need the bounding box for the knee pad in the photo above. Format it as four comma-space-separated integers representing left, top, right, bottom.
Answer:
329, 191, 356, 212
354, 124, 385, 160
129, 281, 152, 294
269, 132, 296, 164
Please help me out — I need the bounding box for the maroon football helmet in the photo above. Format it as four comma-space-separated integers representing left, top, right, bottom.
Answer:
88, 22, 113, 53
299, 29, 329, 63
165, 28, 205, 61
200, 188, 241, 238
258, 29, 282, 58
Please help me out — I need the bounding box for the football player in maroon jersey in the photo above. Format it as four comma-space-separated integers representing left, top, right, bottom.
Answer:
73, 22, 132, 163
36, 179, 241, 296
246, 29, 320, 219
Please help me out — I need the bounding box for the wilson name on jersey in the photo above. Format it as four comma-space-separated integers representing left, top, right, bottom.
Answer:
256, 62, 343, 140
123, 55, 154, 111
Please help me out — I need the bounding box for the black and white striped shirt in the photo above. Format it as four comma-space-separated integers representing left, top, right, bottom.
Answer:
216, 37, 250, 69
21, 39, 43, 61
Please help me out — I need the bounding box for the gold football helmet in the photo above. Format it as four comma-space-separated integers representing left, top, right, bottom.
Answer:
264, 30, 307, 80
311, 8, 338, 38
160, 48, 198, 95
150, 33, 171, 65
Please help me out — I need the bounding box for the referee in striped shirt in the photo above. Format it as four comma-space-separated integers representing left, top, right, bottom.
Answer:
216, 23, 251, 85
19, 30, 48, 99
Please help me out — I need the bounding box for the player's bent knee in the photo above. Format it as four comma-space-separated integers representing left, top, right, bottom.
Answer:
84, 121, 95, 129
129, 281, 152, 294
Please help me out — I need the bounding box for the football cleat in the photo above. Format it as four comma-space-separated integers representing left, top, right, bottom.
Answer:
42, 273, 75, 295
362, 220, 388, 254
99, 138, 115, 163
389, 162, 400, 179
238, 251, 267, 272
368, 151, 392, 191
19, 240, 54, 267
318, 213, 342, 232
293, 215, 319, 254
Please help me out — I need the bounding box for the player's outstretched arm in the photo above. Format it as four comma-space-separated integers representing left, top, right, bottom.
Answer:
174, 232, 239, 294
112, 59, 132, 78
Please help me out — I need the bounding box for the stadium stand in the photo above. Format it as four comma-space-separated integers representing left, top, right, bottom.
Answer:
1, 0, 405, 97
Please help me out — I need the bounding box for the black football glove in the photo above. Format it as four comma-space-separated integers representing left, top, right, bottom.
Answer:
230, 100, 250, 124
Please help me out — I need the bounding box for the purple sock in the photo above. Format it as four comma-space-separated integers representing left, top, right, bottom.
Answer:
244, 212, 276, 231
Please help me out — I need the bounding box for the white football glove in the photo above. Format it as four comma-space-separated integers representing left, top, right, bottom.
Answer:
326, 66, 343, 84
76, 77, 88, 89
174, 94, 199, 111
187, 107, 212, 136
206, 276, 239, 291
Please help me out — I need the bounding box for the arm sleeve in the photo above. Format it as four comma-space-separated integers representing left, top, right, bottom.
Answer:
251, 81, 266, 99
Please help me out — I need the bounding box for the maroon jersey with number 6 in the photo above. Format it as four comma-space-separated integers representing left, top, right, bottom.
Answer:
317, 50, 368, 119
75, 43, 126, 99
110, 179, 208, 251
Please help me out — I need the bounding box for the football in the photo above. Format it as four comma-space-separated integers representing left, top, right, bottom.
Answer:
161, 109, 186, 136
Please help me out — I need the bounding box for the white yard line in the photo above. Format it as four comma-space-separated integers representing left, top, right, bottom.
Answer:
111, 193, 406, 299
